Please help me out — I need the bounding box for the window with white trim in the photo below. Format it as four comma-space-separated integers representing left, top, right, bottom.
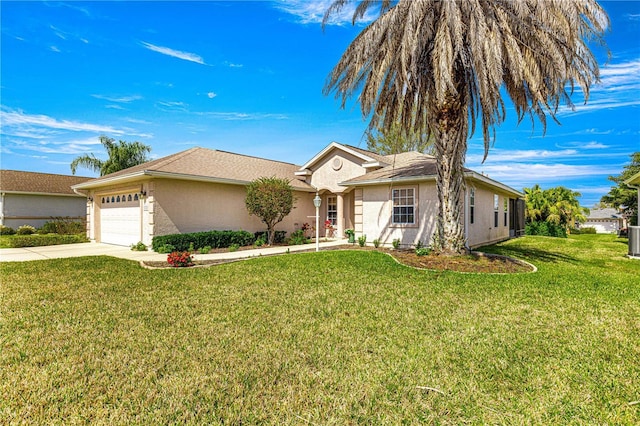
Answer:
392, 188, 415, 224
327, 196, 337, 226
494, 194, 499, 227
504, 198, 508, 226
469, 188, 475, 224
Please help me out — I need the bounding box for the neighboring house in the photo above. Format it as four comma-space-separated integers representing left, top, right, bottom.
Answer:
0, 170, 91, 229
582, 208, 625, 234
72, 142, 525, 248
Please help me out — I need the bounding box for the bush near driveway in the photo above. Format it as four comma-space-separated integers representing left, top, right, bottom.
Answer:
1, 233, 88, 248
1, 235, 638, 424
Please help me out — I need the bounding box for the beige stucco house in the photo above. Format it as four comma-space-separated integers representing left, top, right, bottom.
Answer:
0, 170, 89, 229
72, 142, 524, 249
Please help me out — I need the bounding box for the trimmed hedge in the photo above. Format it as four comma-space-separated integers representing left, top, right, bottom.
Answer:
7, 234, 88, 248
152, 230, 255, 252
254, 231, 287, 245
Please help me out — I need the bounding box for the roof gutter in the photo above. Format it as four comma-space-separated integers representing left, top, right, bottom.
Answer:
339, 171, 523, 198
71, 170, 316, 192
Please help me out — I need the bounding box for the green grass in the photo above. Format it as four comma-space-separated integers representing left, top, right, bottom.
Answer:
1, 235, 639, 424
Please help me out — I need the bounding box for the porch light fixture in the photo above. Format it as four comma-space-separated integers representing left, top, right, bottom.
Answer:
313, 193, 321, 252
139, 190, 147, 198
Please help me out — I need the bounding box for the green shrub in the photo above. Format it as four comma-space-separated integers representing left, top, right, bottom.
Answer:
152, 230, 255, 252
16, 225, 37, 235
254, 236, 266, 247
415, 247, 431, 256
525, 221, 567, 238
579, 227, 597, 234
155, 243, 176, 254
229, 243, 240, 252
254, 230, 286, 244
288, 229, 309, 245
373, 238, 380, 248
392, 238, 400, 249
0, 225, 16, 235
130, 241, 147, 251
7, 234, 88, 248
38, 217, 85, 235
199, 246, 212, 254
358, 235, 367, 247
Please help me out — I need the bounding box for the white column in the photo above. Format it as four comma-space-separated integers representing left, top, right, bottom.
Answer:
337, 193, 345, 239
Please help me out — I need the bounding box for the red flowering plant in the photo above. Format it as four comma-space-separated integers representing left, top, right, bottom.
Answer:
324, 219, 335, 238
167, 251, 194, 267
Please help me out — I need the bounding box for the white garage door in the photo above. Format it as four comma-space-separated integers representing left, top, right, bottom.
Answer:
99, 192, 142, 246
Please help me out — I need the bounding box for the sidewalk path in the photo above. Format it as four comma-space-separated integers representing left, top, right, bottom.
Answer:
0, 240, 348, 263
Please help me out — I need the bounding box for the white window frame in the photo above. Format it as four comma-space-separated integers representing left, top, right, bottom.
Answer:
469, 188, 475, 225
326, 196, 337, 226
494, 194, 499, 227
392, 187, 416, 225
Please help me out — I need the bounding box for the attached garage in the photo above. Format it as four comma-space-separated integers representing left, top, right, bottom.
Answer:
98, 192, 142, 246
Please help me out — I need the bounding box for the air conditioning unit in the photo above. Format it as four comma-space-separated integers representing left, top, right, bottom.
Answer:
629, 226, 640, 257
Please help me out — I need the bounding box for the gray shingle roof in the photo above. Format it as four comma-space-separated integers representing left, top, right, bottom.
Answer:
75, 147, 314, 191
587, 208, 623, 219
342, 151, 469, 184
0, 170, 92, 195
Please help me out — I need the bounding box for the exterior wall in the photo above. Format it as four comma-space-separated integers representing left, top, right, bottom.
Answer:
360, 182, 438, 247
309, 149, 367, 193
466, 182, 512, 248
1, 193, 86, 229
150, 179, 315, 241
582, 218, 623, 233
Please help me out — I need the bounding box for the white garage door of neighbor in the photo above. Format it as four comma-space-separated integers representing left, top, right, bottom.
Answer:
100, 193, 142, 246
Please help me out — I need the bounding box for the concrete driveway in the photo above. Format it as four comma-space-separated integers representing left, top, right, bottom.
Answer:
0, 242, 167, 262
0, 240, 348, 263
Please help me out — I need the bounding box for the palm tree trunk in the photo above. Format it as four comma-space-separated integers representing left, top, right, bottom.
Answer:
430, 92, 469, 255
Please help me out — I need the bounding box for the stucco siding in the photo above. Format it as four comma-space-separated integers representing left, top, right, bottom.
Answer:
360, 183, 437, 247
466, 183, 511, 248
310, 149, 366, 194
151, 179, 315, 238
1, 193, 86, 228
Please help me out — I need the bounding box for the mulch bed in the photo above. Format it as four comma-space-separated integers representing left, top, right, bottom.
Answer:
143, 244, 534, 273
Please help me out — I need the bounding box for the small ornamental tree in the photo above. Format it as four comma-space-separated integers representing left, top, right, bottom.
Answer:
245, 177, 295, 246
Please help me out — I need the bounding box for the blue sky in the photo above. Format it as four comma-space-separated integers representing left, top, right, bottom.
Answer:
1, 0, 639, 207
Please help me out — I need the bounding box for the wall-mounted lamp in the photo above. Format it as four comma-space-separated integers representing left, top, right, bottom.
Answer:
139, 190, 147, 198
87, 196, 93, 202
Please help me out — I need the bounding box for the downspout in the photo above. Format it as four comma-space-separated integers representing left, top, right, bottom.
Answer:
0, 192, 5, 226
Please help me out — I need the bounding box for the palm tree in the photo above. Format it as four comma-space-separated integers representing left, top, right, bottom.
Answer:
70, 136, 151, 176
323, 0, 608, 254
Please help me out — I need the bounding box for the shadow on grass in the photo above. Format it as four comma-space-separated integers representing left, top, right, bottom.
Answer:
481, 245, 578, 265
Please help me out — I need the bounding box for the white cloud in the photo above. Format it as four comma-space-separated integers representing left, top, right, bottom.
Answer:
140, 41, 205, 65
467, 148, 579, 164
207, 92, 217, 99
50, 46, 61, 52
196, 111, 288, 121
273, 0, 377, 26
583, 141, 609, 149
92, 94, 142, 103
1, 108, 124, 135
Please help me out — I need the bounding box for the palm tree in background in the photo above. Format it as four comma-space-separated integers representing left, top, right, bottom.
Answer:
70, 136, 151, 176
323, 0, 608, 254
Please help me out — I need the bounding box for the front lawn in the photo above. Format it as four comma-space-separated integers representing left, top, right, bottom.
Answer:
1, 235, 638, 423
